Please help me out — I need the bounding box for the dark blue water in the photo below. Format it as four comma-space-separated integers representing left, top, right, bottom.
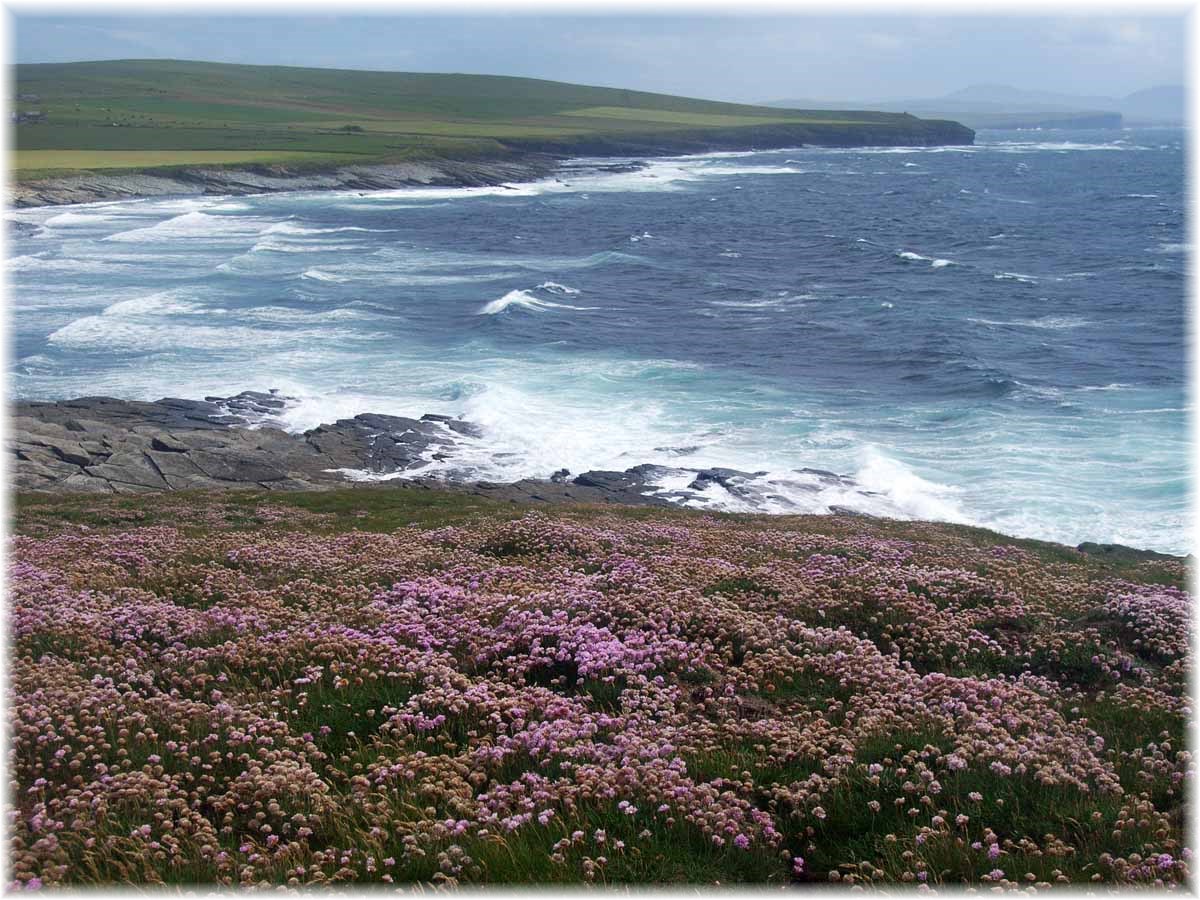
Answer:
8, 129, 1189, 552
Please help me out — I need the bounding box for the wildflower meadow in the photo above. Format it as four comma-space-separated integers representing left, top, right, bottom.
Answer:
8, 488, 1191, 887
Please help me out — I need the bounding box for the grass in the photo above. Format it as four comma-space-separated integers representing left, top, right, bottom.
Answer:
11, 59, 972, 182
12, 148, 372, 173
13, 483, 1185, 590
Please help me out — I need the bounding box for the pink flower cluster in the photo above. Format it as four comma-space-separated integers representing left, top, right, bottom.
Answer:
7, 498, 1191, 886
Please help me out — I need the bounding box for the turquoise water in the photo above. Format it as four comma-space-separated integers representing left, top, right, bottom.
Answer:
8, 128, 1189, 553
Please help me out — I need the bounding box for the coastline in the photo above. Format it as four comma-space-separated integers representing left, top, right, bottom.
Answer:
8, 155, 562, 209
9, 121, 974, 209
11, 392, 1183, 562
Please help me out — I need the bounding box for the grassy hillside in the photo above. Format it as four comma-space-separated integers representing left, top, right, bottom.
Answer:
9, 486, 1189, 887
11, 59, 972, 178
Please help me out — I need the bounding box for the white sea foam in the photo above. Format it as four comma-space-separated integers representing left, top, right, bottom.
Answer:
250, 239, 320, 254
300, 268, 349, 283
263, 221, 386, 236
1077, 382, 1133, 392
240, 305, 383, 325
631, 446, 971, 523
897, 250, 955, 268
6, 253, 50, 270
852, 447, 969, 523
993, 271, 1039, 283
695, 164, 803, 176
710, 292, 812, 310
350, 183, 542, 203
968, 315, 1088, 330
985, 140, 1140, 153
43, 210, 130, 228
477, 289, 600, 315
101, 290, 207, 317
105, 211, 268, 243
46, 317, 324, 352
536, 281, 581, 295
1027, 315, 1089, 329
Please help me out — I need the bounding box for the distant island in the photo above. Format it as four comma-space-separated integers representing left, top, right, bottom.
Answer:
765, 82, 1186, 130
10, 58, 973, 207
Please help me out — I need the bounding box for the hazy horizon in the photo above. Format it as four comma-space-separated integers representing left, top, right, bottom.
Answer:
12, 14, 1187, 106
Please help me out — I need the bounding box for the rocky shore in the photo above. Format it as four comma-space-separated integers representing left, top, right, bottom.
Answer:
10, 116, 974, 209
12, 392, 881, 513
11, 392, 1181, 561
9, 156, 561, 209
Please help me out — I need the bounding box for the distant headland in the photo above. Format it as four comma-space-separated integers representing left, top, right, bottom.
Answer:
10, 59, 974, 207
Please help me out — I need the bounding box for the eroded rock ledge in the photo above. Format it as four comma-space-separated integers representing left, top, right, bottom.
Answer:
11, 392, 875, 515
12, 392, 1175, 560
9, 157, 561, 209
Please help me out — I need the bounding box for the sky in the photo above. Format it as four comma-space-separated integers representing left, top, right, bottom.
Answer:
8, 10, 1190, 104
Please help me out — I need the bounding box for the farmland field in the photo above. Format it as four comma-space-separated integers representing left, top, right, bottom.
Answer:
9, 487, 1189, 887
12, 149, 372, 173
11, 59, 971, 180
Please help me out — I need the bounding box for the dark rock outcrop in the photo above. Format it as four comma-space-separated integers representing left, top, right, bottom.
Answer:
11, 393, 476, 494
1076, 541, 1185, 563
10, 157, 561, 209
11, 394, 885, 516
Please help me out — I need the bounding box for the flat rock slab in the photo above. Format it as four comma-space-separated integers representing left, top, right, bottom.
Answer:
10, 393, 481, 495
10, 393, 884, 518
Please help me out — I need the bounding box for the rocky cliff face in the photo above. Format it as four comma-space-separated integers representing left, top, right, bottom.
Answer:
9, 157, 560, 208
506, 119, 975, 157
10, 118, 974, 208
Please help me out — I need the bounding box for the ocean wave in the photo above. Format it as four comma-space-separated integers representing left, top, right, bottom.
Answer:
993, 271, 1039, 283
6, 252, 51, 271
477, 289, 601, 315
1077, 382, 1134, 392
43, 210, 131, 228
348, 183, 542, 203
105, 211, 268, 243
263, 221, 389, 236
300, 268, 349, 283
101, 290, 209, 317
537, 281, 581, 295
46, 316, 340, 352
695, 164, 804, 177
250, 239, 322, 254
968, 315, 1088, 330
710, 292, 812, 310
240, 305, 383, 325
897, 250, 955, 268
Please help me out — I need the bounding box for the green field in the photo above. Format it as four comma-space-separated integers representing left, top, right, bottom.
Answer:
11, 59, 972, 180
12, 148, 370, 173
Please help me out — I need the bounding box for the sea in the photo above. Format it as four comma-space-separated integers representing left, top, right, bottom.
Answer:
6, 128, 1190, 555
